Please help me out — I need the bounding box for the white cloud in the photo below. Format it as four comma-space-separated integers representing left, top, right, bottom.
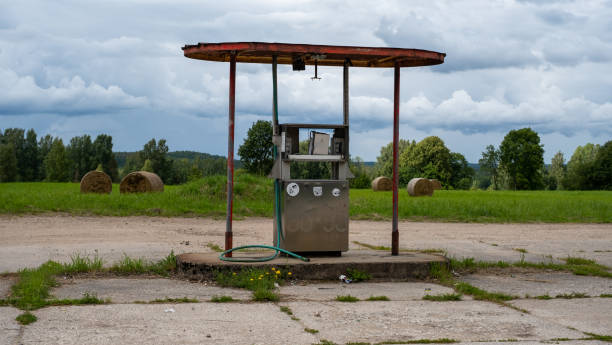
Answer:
0, 68, 147, 115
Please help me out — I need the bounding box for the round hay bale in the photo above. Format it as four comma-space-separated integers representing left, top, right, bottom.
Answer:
120, 171, 164, 193
371, 176, 393, 191
80, 170, 112, 194
407, 178, 433, 197
429, 179, 442, 190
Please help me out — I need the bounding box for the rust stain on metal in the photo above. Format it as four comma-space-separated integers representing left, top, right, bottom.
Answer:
182, 42, 445, 68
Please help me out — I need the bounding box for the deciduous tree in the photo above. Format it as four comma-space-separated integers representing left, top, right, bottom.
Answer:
237, 120, 274, 175
499, 128, 544, 190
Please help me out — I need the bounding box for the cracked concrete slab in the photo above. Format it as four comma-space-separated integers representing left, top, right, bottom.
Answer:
0, 307, 21, 345
511, 298, 612, 335
460, 272, 612, 298
280, 282, 458, 301
51, 278, 252, 303
283, 300, 584, 344
22, 304, 317, 345
0, 277, 14, 298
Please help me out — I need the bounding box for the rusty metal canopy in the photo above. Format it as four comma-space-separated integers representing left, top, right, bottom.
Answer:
182, 42, 445, 68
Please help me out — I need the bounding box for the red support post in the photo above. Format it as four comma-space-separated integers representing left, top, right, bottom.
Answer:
225, 53, 236, 256
392, 62, 400, 256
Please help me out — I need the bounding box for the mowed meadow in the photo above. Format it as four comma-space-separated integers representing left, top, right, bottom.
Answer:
1, 172, 610, 223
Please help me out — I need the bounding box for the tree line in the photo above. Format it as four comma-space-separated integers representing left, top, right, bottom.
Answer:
474, 128, 610, 190
0, 128, 226, 184
238, 121, 610, 191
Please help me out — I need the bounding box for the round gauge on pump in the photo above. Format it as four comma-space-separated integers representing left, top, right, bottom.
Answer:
286, 182, 300, 197
332, 188, 341, 197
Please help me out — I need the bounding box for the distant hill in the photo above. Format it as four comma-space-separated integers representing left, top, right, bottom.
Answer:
114, 150, 241, 169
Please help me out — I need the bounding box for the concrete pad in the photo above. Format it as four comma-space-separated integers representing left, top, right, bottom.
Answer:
280, 282, 457, 301
2, 216, 611, 272
0, 277, 14, 298
511, 298, 612, 335
22, 304, 317, 345
0, 307, 21, 345
178, 250, 447, 280
461, 272, 612, 298
284, 300, 584, 344
51, 277, 252, 303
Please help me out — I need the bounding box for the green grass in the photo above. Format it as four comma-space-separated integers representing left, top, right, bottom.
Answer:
600, 294, 612, 298
279, 305, 293, 315
422, 293, 462, 301
210, 296, 234, 303
346, 268, 371, 282
304, 328, 319, 334
583, 333, 612, 342
336, 295, 359, 302
555, 292, 589, 299
47, 293, 109, 306
214, 267, 286, 302
109, 251, 176, 276
377, 339, 458, 344
15, 311, 37, 325
143, 297, 199, 304
2, 177, 611, 223
454, 282, 516, 302
206, 243, 223, 252
7, 252, 177, 311
366, 295, 390, 301
252, 288, 279, 302
535, 294, 553, 300
450, 256, 612, 279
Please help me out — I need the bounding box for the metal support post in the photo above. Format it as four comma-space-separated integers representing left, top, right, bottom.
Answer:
392, 62, 400, 256
343, 59, 349, 126
225, 53, 236, 256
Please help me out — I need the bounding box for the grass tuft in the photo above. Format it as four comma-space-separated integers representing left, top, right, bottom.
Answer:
366, 295, 390, 301
583, 332, 612, 342
206, 243, 223, 252
109, 251, 176, 276
47, 293, 109, 306
304, 328, 319, 334
454, 282, 515, 302
535, 294, 552, 300
346, 268, 371, 282
210, 295, 234, 303
423, 293, 462, 301
377, 339, 458, 344
252, 288, 279, 302
280, 305, 293, 315
147, 297, 198, 304
600, 294, 612, 298
16, 311, 37, 325
555, 292, 589, 299
336, 295, 359, 302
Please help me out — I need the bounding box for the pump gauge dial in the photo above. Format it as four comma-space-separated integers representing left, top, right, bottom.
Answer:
332, 188, 341, 197
286, 183, 300, 197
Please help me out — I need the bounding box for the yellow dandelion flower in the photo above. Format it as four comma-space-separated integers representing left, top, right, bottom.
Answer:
276, 270, 281, 274
258, 277, 262, 280
232, 272, 236, 275
288, 272, 292, 276
250, 278, 254, 281
266, 272, 269, 275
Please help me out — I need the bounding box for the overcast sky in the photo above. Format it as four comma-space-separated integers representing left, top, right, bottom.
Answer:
1, 0, 611, 162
